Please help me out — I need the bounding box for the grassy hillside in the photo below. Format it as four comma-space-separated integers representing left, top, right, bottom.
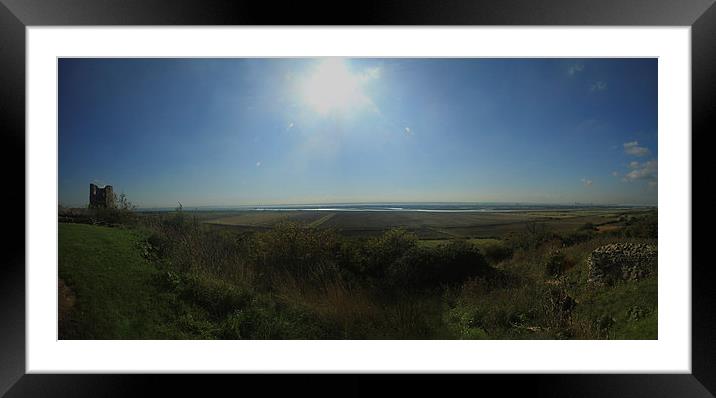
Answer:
59, 223, 181, 339
58, 209, 657, 340
58, 223, 381, 339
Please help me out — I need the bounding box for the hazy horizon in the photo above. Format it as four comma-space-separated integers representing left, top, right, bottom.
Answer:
59, 58, 658, 208
124, 200, 654, 211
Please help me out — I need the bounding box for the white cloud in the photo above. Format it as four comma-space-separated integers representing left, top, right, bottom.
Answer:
590, 81, 607, 91
616, 141, 657, 187
611, 171, 620, 177
581, 178, 593, 187
567, 63, 584, 76
623, 159, 658, 184
623, 141, 650, 157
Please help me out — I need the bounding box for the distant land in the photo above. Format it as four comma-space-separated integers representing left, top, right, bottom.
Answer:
133, 202, 655, 213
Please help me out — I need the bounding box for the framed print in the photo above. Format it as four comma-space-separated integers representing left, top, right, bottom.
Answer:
1, 0, 712, 396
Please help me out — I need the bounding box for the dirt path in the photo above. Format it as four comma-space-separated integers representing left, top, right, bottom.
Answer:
308, 212, 336, 228
58, 278, 76, 324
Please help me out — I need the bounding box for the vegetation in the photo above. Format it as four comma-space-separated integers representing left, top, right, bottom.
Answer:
59, 192, 138, 226
58, 205, 658, 340
59, 223, 179, 338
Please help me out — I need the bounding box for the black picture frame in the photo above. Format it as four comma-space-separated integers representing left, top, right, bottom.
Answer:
1, 0, 711, 396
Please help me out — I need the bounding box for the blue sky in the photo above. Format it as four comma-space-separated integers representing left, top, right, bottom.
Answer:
59, 58, 657, 208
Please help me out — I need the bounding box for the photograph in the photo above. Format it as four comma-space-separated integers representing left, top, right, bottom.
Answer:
57, 57, 658, 340
1, 0, 708, 392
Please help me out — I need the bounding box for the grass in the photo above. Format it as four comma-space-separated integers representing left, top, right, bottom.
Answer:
58, 208, 658, 340
571, 276, 658, 339
58, 222, 473, 339
57, 223, 322, 339
58, 223, 181, 339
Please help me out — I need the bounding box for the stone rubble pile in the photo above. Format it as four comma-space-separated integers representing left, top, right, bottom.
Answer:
587, 243, 657, 285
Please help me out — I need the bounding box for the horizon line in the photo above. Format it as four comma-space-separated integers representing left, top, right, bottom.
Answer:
124, 201, 657, 211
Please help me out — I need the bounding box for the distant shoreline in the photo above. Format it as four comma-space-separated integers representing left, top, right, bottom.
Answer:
132, 203, 656, 213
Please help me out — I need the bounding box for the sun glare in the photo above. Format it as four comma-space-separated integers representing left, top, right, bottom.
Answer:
299, 58, 372, 115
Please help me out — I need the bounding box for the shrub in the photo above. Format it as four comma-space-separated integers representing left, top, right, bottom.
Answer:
87, 192, 139, 226
620, 212, 657, 239
541, 285, 577, 331
361, 228, 418, 278
480, 241, 513, 265
179, 274, 253, 318
579, 222, 597, 231
146, 231, 173, 259
432, 240, 495, 285
542, 250, 566, 278
446, 281, 546, 339
218, 299, 338, 339
560, 229, 595, 246
379, 297, 446, 339
505, 222, 555, 253
248, 222, 341, 288
382, 240, 497, 291
175, 313, 220, 339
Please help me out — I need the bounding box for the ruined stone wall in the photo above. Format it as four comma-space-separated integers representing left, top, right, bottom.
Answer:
587, 243, 657, 285
89, 183, 115, 208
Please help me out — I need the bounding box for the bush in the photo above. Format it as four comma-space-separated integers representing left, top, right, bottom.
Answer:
505, 222, 556, 252
146, 231, 172, 259
446, 281, 546, 339
542, 250, 566, 278
248, 222, 341, 288
89, 206, 137, 226
361, 228, 418, 278
579, 222, 597, 231
541, 285, 577, 331
620, 212, 657, 239
175, 313, 220, 339
178, 273, 253, 318
87, 192, 138, 226
218, 299, 338, 339
378, 296, 447, 339
560, 229, 595, 246
480, 241, 513, 264
384, 240, 497, 291
433, 240, 496, 285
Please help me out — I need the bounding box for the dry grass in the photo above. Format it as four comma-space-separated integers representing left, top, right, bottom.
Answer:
271, 273, 379, 338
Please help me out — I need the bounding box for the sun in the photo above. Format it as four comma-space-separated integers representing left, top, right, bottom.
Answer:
299, 58, 372, 115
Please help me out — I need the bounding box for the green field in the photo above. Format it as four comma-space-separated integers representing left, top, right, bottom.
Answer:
199, 208, 643, 239
418, 237, 501, 248
59, 223, 178, 339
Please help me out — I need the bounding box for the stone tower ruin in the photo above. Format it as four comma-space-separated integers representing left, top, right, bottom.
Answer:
89, 183, 115, 208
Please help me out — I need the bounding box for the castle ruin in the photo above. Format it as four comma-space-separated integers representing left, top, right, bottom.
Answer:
89, 183, 115, 208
